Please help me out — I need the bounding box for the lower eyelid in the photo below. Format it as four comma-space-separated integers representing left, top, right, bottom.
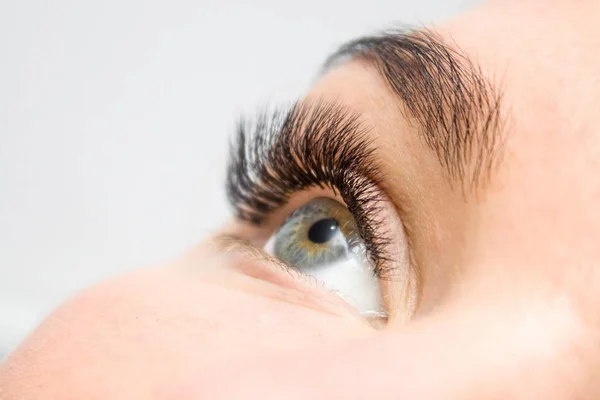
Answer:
222, 187, 418, 323
219, 240, 366, 319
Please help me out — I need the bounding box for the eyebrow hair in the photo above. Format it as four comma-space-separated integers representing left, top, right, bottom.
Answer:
323, 29, 505, 192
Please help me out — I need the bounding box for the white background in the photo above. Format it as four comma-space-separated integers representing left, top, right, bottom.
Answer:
0, 0, 480, 356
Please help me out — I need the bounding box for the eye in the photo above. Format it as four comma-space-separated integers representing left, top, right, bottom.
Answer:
265, 197, 386, 320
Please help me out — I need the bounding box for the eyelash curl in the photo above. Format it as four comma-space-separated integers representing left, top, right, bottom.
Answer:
226, 100, 394, 278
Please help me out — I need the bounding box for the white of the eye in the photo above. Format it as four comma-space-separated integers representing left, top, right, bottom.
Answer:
302, 254, 385, 317
264, 235, 385, 317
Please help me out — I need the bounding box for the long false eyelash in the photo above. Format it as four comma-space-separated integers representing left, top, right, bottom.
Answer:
226, 99, 393, 277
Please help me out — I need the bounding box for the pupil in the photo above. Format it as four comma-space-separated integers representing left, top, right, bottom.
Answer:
307, 218, 339, 244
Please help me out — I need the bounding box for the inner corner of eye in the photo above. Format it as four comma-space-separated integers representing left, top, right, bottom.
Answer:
262, 196, 388, 323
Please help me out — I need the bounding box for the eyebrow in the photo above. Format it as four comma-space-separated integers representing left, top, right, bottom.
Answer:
323, 29, 505, 192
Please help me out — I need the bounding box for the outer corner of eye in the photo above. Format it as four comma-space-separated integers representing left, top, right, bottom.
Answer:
262, 196, 414, 328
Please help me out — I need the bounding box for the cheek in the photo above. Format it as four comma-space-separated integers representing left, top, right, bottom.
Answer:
0, 266, 371, 399
181, 293, 594, 400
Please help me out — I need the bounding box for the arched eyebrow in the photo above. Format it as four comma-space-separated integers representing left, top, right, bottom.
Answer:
323, 29, 505, 192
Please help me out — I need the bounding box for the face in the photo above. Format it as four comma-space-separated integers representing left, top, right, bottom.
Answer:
2, 0, 600, 398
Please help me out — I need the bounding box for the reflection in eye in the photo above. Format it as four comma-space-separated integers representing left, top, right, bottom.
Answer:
265, 197, 386, 319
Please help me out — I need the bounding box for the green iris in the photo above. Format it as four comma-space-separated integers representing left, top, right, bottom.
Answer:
273, 198, 363, 269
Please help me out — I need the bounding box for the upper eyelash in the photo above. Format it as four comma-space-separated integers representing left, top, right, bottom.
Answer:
225, 99, 393, 277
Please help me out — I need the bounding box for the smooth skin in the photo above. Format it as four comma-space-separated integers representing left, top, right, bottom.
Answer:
2, 0, 600, 398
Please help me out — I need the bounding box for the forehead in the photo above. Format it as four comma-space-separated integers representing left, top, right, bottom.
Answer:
437, 1, 600, 305
441, 1, 600, 132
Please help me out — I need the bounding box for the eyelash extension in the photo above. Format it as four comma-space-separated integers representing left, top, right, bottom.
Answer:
225, 100, 393, 277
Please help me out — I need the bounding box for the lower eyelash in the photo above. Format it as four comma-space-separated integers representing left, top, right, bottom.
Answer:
225, 99, 394, 277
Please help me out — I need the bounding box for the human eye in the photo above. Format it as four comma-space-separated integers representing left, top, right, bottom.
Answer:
226, 100, 417, 326
264, 197, 387, 320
